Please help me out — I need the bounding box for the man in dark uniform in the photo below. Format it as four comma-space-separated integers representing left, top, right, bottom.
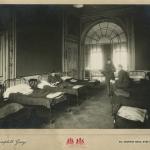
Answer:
103, 59, 116, 96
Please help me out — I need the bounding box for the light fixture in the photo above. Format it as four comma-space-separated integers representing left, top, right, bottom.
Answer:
73, 4, 84, 8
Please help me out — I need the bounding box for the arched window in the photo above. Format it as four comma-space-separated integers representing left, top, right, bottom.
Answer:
84, 21, 128, 74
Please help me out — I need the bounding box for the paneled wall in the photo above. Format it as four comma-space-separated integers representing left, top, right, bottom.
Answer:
134, 6, 150, 70
64, 38, 78, 78
62, 10, 80, 78
16, 6, 62, 77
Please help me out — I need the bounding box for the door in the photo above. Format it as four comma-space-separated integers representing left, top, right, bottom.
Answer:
101, 44, 112, 66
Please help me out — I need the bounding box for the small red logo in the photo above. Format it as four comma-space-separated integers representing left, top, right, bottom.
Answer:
66, 137, 74, 145
76, 138, 85, 145
66, 137, 85, 145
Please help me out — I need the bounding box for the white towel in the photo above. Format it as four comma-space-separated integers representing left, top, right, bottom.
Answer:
70, 79, 77, 83
46, 92, 63, 99
72, 85, 84, 89
3, 84, 33, 99
117, 106, 148, 122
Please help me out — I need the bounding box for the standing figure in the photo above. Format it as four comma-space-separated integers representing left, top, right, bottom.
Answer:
103, 59, 116, 96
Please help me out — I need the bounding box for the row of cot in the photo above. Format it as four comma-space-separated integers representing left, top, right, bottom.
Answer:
0, 73, 100, 128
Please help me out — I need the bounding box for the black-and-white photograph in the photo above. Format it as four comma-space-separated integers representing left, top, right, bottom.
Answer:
0, 4, 150, 129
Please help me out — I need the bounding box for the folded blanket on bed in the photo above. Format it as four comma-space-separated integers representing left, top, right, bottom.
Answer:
3, 84, 33, 99
46, 92, 63, 99
72, 85, 84, 89
117, 106, 148, 122
0, 103, 24, 119
9, 93, 51, 109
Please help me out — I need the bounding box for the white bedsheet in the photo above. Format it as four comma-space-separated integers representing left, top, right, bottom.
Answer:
3, 84, 33, 99
117, 106, 148, 122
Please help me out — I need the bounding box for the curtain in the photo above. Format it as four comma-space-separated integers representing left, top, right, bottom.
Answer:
84, 44, 103, 70
113, 42, 128, 70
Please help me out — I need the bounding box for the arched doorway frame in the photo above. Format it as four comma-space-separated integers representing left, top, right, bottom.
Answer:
79, 17, 135, 79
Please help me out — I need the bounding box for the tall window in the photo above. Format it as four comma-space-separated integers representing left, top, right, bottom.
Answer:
84, 21, 128, 79
85, 46, 103, 70
112, 43, 128, 70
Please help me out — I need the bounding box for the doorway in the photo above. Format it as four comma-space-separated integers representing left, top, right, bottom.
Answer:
101, 44, 112, 65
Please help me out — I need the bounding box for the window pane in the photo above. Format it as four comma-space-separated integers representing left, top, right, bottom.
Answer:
85, 46, 103, 70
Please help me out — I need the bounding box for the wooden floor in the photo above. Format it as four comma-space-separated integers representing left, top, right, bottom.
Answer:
42, 87, 114, 129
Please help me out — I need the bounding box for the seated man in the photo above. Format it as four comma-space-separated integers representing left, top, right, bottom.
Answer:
115, 64, 130, 90
110, 64, 131, 97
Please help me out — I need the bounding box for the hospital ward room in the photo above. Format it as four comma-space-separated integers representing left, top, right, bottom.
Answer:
0, 5, 150, 129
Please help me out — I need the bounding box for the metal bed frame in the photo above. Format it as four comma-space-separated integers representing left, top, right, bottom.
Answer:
3, 75, 67, 110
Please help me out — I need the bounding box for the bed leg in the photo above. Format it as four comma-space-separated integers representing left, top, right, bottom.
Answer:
113, 114, 117, 128
112, 104, 114, 116
49, 106, 55, 125
77, 95, 79, 106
